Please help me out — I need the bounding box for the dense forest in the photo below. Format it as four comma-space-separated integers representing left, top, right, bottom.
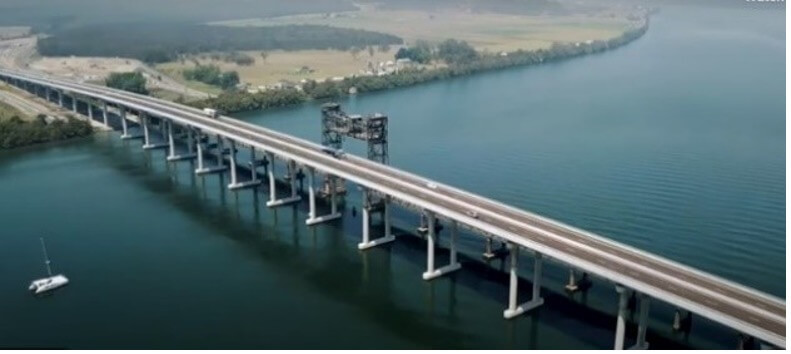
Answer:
0, 115, 93, 149
190, 20, 649, 114
38, 23, 403, 63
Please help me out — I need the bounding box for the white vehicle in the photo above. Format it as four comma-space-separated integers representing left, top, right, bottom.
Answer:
321, 147, 344, 158
29, 237, 69, 295
203, 108, 218, 118
426, 182, 438, 189
466, 210, 479, 219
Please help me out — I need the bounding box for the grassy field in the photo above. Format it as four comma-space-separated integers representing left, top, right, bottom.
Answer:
165, 7, 635, 90
156, 48, 401, 87
213, 9, 634, 52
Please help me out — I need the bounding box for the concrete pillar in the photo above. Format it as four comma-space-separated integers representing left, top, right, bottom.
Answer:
58, 90, 63, 107
308, 168, 316, 220
72, 97, 77, 113
357, 188, 395, 249
45, 87, 51, 101
384, 197, 392, 240
249, 147, 256, 181
423, 216, 462, 281
195, 132, 226, 174
424, 210, 436, 276
268, 152, 276, 203
614, 285, 630, 350
450, 220, 458, 265
87, 102, 94, 121
227, 140, 239, 188
505, 245, 520, 318
362, 188, 371, 244
167, 121, 176, 160
142, 113, 151, 148
102, 102, 108, 126
483, 237, 496, 259
196, 136, 205, 172
265, 153, 300, 207
120, 107, 130, 139
503, 247, 544, 319
532, 253, 543, 301
566, 269, 579, 292
629, 293, 650, 350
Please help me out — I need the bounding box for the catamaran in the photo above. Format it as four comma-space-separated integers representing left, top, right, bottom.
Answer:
28, 237, 69, 294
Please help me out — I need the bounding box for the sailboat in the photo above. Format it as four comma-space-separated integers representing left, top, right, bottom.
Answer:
28, 237, 69, 294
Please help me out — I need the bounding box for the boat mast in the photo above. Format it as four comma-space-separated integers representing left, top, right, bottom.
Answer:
40, 237, 52, 276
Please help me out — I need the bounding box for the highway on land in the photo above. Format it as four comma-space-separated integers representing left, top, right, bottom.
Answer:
1, 69, 785, 347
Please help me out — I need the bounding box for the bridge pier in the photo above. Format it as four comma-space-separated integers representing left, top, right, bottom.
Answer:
628, 293, 650, 350
71, 96, 77, 113
306, 167, 341, 225
119, 107, 141, 140
266, 153, 300, 207
57, 90, 63, 107
142, 113, 168, 149
423, 217, 461, 280
166, 121, 197, 161
102, 102, 109, 127
614, 285, 631, 350
503, 247, 544, 319
566, 269, 580, 292
195, 133, 227, 175
227, 140, 260, 190
483, 237, 496, 259
87, 102, 94, 121
120, 107, 130, 138
358, 188, 395, 250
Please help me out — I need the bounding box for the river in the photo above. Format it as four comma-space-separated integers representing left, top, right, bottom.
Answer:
0, 3, 784, 349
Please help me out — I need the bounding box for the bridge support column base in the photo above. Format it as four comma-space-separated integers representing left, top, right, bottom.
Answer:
229, 180, 262, 190
196, 166, 228, 175
503, 298, 544, 319
167, 153, 197, 162
121, 134, 144, 140
143, 143, 169, 150
627, 342, 649, 350
357, 234, 395, 250
422, 262, 461, 281
306, 212, 342, 226
266, 196, 301, 207
565, 269, 580, 292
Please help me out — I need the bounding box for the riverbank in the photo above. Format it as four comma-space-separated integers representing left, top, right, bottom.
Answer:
192, 16, 649, 114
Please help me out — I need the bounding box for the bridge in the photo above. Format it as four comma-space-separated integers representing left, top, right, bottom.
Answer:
0, 68, 784, 349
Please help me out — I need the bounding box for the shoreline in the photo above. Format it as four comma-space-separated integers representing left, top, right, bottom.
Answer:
192, 16, 651, 115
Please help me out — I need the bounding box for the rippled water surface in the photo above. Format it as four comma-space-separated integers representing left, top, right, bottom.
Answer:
0, 4, 784, 349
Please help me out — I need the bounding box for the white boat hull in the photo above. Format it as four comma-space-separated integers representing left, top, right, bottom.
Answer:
29, 274, 69, 294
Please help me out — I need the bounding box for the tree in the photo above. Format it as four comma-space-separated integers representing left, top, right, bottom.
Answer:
437, 39, 478, 65
259, 51, 268, 62
106, 72, 148, 95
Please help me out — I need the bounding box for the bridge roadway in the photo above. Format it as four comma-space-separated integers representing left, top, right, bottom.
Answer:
1, 69, 785, 348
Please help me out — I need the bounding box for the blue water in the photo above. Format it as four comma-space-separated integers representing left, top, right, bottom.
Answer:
0, 3, 784, 349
